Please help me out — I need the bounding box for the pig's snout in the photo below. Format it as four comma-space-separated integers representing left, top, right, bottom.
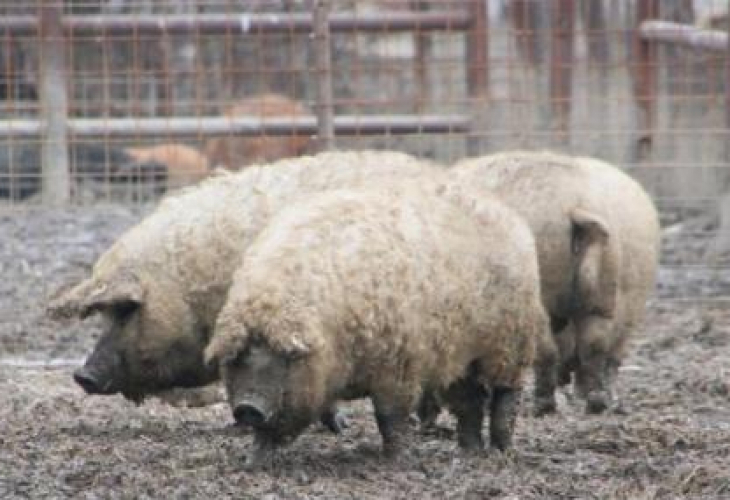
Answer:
74, 335, 124, 396
233, 399, 272, 427
73, 366, 103, 394
73, 361, 118, 395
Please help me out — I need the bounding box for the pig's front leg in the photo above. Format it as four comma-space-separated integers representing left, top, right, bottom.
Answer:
243, 430, 278, 470
372, 396, 412, 459
320, 404, 348, 434
489, 386, 520, 451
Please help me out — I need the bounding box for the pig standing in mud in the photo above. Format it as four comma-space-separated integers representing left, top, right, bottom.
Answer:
204, 180, 548, 466
47, 151, 435, 425
450, 151, 660, 415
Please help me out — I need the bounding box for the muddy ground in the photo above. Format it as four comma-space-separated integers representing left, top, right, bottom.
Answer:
0, 204, 728, 499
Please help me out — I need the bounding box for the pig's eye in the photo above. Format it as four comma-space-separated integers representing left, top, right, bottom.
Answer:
112, 300, 139, 323
284, 356, 300, 368
225, 351, 247, 368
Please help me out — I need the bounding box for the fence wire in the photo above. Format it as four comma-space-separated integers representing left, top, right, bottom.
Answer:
0, 0, 729, 302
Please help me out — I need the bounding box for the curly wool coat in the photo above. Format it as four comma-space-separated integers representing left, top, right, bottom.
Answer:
206, 180, 547, 433
48, 151, 437, 398
450, 150, 660, 411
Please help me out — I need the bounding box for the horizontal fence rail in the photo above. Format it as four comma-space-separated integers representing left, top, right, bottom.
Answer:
0, 0, 727, 311
0, 1, 486, 205
640, 20, 728, 52
0, 11, 472, 36
0, 115, 471, 138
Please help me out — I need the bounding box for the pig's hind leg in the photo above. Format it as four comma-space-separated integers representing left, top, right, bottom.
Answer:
489, 385, 521, 451
443, 373, 488, 452
573, 315, 616, 414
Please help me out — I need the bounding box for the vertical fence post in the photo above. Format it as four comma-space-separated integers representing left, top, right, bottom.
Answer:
511, 0, 541, 66
632, 0, 659, 162
313, 0, 335, 151
549, 0, 574, 144
725, 5, 730, 138
581, 0, 609, 66
412, 0, 431, 113
39, 0, 70, 205
714, 0, 730, 256
465, 0, 489, 155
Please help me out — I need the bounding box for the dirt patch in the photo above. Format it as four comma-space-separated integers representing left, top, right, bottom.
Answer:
0, 204, 148, 360
0, 207, 728, 499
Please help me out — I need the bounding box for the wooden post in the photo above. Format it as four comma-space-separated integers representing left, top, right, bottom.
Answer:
725, 1, 730, 133
0, 31, 14, 103
313, 0, 334, 151
549, 0, 575, 143
664, 0, 694, 23
159, 28, 174, 117
465, 0, 489, 155
714, 1, 730, 257
580, 0, 609, 66
39, 0, 70, 205
632, 0, 659, 162
511, 0, 541, 66
466, 0, 489, 99
412, 0, 431, 112
726, 5, 730, 135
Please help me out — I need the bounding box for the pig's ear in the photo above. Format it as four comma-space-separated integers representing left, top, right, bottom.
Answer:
204, 315, 250, 368
47, 277, 143, 320
203, 344, 219, 369
277, 332, 312, 360
268, 320, 320, 360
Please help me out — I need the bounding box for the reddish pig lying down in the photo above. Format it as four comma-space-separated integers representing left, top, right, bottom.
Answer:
205, 180, 548, 466
47, 151, 434, 411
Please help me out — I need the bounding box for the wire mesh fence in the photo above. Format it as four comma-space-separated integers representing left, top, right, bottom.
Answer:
0, 0, 729, 302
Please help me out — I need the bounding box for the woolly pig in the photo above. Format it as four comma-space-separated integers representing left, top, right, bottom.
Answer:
450, 151, 660, 414
205, 181, 547, 465
47, 150, 434, 411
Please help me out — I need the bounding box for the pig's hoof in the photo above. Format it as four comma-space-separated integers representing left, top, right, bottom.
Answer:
382, 440, 409, 462
242, 444, 276, 470
609, 404, 628, 416
457, 437, 485, 455
488, 427, 513, 452
607, 399, 628, 416
420, 424, 455, 439
488, 446, 518, 464
242, 453, 260, 471
585, 391, 609, 414
533, 397, 557, 417
321, 410, 348, 434
222, 422, 250, 436
242, 452, 271, 471
417, 415, 438, 433
416, 403, 440, 430
454, 447, 486, 463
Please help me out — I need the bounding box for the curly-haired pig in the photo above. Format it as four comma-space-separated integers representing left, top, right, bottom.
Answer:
205, 180, 548, 466
47, 150, 435, 424
450, 151, 660, 415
